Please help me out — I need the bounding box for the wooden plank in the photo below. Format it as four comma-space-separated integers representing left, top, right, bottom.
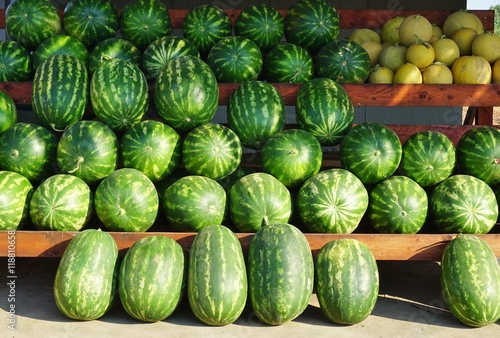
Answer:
1, 231, 499, 260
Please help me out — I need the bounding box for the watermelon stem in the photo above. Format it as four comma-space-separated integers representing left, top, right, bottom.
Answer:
67, 156, 84, 174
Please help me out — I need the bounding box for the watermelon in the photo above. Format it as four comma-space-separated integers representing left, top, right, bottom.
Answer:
63, 0, 119, 50
154, 56, 219, 133
29, 174, 93, 231
94, 168, 159, 232
284, 0, 340, 55
5, 0, 61, 51
0, 90, 17, 133
262, 128, 323, 188
227, 80, 286, 149
297, 168, 369, 234
32, 34, 89, 71
399, 130, 456, 187
118, 235, 185, 322
0, 40, 32, 81
340, 122, 402, 185
316, 238, 379, 325
456, 126, 500, 186
54, 229, 118, 321
206, 36, 263, 83
0, 122, 57, 182
182, 123, 242, 181
0, 171, 33, 230
368, 175, 428, 234
121, 120, 182, 183
229, 172, 292, 232
248, 223, 314, 325
263, 42, 314, 83
315, 39, 371, 83
32, 54, 88, 132
142, 35, 200, 80
295, 78, 354, 146
429, 174, 498, 234
441, 235, 500, 327
182, 5, 232, 57
234, 4, 284, 52
162, 175, 226, 232
90, 57, 148, 132
188, 224, 247, 326
119, 0, 172, 51
56, 120, 119, 185
88, 37, 142, 75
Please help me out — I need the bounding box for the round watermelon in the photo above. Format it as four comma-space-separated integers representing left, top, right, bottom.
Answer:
119, 0, 171, 51
0, 40, 32, 81
296, 78, 354, 146
63, 0, 119, 50
340, 122, 402, 185
234, 4, 284, 52
88, 37, 142, 74
94, 168, 159, 232
29, 174, 93, 231
32, 34, 89, 71
182, 123, 242, 180
297, 169, 369, 233
56, 120, 119, 185
263, 42, 314, 83
0, 170, 33, 230
0, 91, 17, 134
206, 36, 263, 83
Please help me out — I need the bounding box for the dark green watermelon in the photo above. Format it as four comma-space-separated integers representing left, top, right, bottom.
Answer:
263, 42, 314, 83
88, 37, 142, 74
0, 91, 17, 133
0, 40, 32, 81
32, 34, 89, 71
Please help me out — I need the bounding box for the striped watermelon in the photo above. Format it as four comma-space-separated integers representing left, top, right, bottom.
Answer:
228, 172, 292, 232
32, 54, 88, 132
88, 37, 142, 74
340, 122, 402, 185
315, 39, 371, 83
94, 168, 159, 232
118, 236, 185, 322
0, 171, 33, 230
296, 78, 354, 146
0, 122, 57, 182
456, 126, 500, 186
206, 36, 263, 83
284, 0, 340, 55
429, 174, 498, 234
0, 41, 32, 81
0, 90, 17, 133
227, 80, 286, 149
182, 123, 242, 180
368, 175, 428, 234
248, 223, 314, 325
316, 238, 379, 325
441, 235, 500, 327
162, 175, 226, 232
234, 4, 284, 52
63, 0, 119, 49
119, 0, 171, 51
297, 168, 369, 234
29, 174, 93, 231
399, 130, 456, 187
263, 42, 314, 83
154, 56, 219, 133
90, 57, 149, 132
56, 120, 119, 185
142, 35, 200, 80
182, 5, 232, 57
5, 0, 61, 51
32, 34, 89, 71
121, 120, 182, 183
54, 229, 118, 320
188, 224, 247, 326
262, 129, 322, 188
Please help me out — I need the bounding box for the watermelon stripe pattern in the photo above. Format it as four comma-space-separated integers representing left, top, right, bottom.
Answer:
0, 171, 33, 230
0, 41, 32, 81
263, 42, 314, 83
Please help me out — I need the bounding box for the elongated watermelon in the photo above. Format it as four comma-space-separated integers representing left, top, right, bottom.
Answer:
118, 235, 185, 322
248, 223, 314, 325
0, 171, 33, 230
54, 229, 118, 320
188, 224, 247, 326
